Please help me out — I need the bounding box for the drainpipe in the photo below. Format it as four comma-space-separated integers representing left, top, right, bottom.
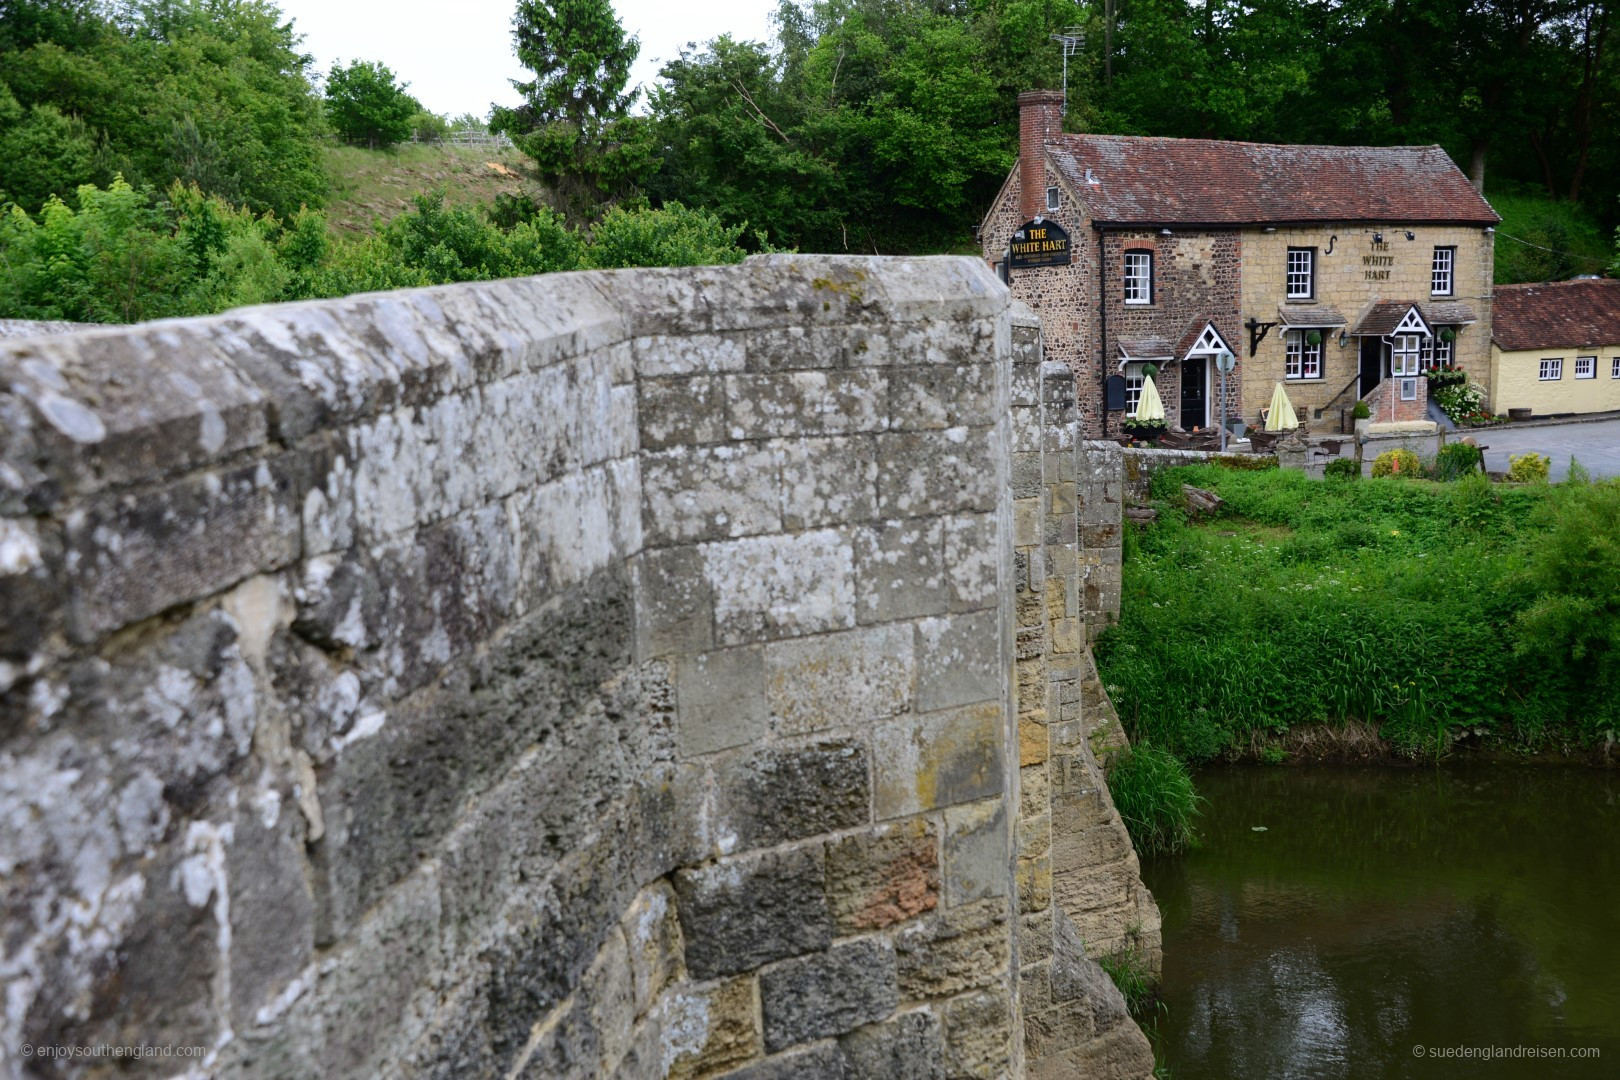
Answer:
1096, 225, 1108, 438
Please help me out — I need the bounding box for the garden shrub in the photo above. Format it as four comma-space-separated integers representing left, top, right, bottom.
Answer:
1508, 453, 1551, 483
1434, 441, 1484, 481
1370, 448, 1421, 478
1352, 400, 1371, 420
1324, 457, 1359, 480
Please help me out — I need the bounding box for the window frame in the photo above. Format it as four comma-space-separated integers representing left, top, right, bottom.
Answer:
1539, 358, 1563, 381
1046, 185, 1061, 212
1284, 330, 1323, 380
1426, 330, 1453, 369
1123, 249, 1154, 306
1285, 247, 1316, 300
1400, 377, 1419, 401
1612, 356, 1620, 379
1575, 355, 1597, 380
1391, 334, 1424, 377
1431, 246, 1456, 297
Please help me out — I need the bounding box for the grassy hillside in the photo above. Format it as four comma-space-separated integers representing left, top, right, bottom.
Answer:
321, 143, 535, 237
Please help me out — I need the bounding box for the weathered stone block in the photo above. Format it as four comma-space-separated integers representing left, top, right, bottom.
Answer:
943, 512, 999, 612
585, 926, 637, 1074
642, 444, 782, 545
825, 818, 940, 933
875, 428, 999, 517
942, 988, 1014, 1079
765, 623, 913, 737
760, 938, 899, 1051
915, 611, 1001, 713
893, 900, 1009, 1001
634, 545, 714, 657
855, 518, 947, 623
942, 799, 1008, 906
712, 739, 870, 851
639, 375, 729, 449
673, 845, 832, 979
67, 457, 301, 641
778, 435, 878, 530
873, 701, 1003, 820
888, 363, 999, 431
662, 976, 762, 1079
840, 1008, 947, 1079
716, 1041, 848, 1080
701, 529, 856, 646
726, 371, 888, 437
620, 882, 685, 1018
676, 645, 768, 757
634, 333, 746, 376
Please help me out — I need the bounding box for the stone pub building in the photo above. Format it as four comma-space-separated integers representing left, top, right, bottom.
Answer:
980, 90, 1500, 437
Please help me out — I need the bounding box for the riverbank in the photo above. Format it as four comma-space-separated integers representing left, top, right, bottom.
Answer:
1095, 463, 1620, 766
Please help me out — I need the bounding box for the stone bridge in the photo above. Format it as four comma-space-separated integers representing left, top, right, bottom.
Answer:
0, 257, 1155, 1078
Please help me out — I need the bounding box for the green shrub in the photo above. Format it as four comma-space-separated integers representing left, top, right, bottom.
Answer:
1324, 457, 1359, 480
1508, 452, 1550, 483
1434, 441, 1484, 481
1106, 745, 1201, 857
1216, 454, 1279, 472
1352, 400, 1371, 420
1370, 448, 1421, 478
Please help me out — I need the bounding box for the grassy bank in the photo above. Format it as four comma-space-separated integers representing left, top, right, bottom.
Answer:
1096, 464, 1620, 765
321, 144, 533, 237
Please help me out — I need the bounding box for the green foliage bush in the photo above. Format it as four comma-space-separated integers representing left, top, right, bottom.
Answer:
1105, 745, 1201, 857
1434, 441, 1484, 481
1324, 457, 1360, 481
1370, 448, 1422, 478
325, 60, 419, 149
1508, 453, 1551, 483
1351, 400, 1371, 420
1098, 464, 1611, 764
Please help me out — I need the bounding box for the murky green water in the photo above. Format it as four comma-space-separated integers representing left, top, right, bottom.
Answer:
1140, 765, 1620, 1079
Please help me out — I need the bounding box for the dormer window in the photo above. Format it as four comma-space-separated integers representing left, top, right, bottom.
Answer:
1123, 250, 1153, 305
1286, 247, 1315, 299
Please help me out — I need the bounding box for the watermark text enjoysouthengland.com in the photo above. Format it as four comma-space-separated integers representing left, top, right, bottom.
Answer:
1414, 1044, 1601, 1061
19, 1042, 209, 1062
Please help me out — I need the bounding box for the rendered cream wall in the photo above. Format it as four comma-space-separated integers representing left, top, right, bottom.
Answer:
1491, 345, 1620, 415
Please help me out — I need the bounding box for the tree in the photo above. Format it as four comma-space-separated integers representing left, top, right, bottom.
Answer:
490, 0, 656, 215
325, 59, 419, 149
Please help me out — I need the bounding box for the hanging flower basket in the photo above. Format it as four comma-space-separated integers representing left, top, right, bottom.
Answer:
1122, 418, 1169, 443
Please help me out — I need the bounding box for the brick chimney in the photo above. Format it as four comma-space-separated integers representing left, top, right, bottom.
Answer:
1018, 90, 1065, 221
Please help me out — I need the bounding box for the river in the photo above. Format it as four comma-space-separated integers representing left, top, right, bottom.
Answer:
1139, 764, 1620, 1078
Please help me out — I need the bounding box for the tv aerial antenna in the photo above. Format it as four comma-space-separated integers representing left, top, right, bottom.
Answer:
1050, 28, 1085, 116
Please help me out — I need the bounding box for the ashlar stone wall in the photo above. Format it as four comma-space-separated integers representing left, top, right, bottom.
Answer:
1, 257, 1155, 1080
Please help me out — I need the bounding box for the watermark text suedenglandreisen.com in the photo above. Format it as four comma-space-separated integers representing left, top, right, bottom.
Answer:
20, 1042, 209, 1061
1414, 1044, 1601, 1061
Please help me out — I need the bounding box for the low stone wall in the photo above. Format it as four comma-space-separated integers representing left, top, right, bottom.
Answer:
1, 258, 1158, 1079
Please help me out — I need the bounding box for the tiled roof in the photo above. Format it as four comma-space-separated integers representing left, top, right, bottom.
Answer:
1492, 279, 1620, 351
1174, 317, 1235, 358
1278, 305, 1347, 328
1422, 301, 1478, 326
1046, 136, 1499, 226
1117, 337, 1174, 363
1349, 300, 1430, 337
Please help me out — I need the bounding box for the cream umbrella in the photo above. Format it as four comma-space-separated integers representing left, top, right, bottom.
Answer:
1136, 374, 1166, 422
1264, 382, 1299, 431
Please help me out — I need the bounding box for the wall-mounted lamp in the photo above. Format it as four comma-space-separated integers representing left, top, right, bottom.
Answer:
1404, 230, 1415, 241
1159, 228, 1172, 236
1263, 226, 1277, 233
1373, 232, 1384, 244
1338, 331, 1349, 347
1485, 226, 1496, 234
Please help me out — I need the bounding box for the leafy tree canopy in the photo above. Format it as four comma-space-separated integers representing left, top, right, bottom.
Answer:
325, 59, 419, 149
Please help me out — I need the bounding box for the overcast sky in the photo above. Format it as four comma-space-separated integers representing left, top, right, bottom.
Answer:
276, 0, 779, 119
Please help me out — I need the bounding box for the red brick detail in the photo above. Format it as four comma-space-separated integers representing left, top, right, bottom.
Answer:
1018, 91, 1065, 221
1492, 278, 1620, 352
1361, 372, 1429, 423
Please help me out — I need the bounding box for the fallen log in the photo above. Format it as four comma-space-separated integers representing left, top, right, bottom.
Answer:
1182, 484, 1224, 517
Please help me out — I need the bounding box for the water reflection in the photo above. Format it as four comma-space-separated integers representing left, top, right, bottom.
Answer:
1140, 765, 1620, 1079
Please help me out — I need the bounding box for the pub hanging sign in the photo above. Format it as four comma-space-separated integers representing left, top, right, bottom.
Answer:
1009, 218, 1071, 269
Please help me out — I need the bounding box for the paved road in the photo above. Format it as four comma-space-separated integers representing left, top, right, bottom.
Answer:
1475, 417, 1620, 479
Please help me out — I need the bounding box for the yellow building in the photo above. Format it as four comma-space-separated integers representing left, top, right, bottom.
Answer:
1491, 279, 1620, 417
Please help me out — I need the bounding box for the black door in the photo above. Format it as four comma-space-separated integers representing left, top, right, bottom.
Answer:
1359, 337, 1382, 396
1181, 357, 1207, 429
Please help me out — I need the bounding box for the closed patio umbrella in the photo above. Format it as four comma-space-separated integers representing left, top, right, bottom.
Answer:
1136, 374, 1166, 422
1264, 382, 1299, 431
